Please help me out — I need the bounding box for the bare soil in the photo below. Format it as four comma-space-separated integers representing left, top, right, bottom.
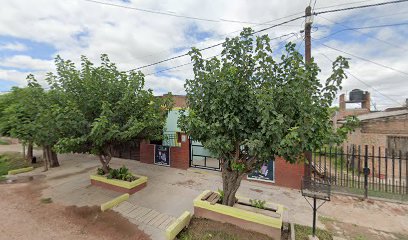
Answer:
321, 216, 408, 240
0, 178, 150, 240
177, 217, 273, 240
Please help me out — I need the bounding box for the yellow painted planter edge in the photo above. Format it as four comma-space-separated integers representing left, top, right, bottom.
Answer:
165, 211, 192, 240
100, 193, 129, 212
8, 166, 34, 175
90, 174, 147, 189
194, 190, 283, 229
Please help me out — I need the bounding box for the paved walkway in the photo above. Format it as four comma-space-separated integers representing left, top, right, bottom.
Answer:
2, 143, 408, 240
113, 201, 176, 240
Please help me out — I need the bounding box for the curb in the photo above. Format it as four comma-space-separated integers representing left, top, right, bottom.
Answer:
100, 193, 129, 212
165, 211, 192, 240
8, 166, 34, 175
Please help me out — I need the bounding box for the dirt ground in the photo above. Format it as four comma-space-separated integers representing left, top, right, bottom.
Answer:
0, 177, 150, 240
177, 217, 273, 240
320, 216, 408, 240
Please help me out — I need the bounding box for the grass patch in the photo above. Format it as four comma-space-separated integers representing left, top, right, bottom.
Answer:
318, 216, 336, 224
40, 198, 53, 204
295, 224, 332, 240
0, 152, 30, 176
0, 139, 10, 145
332, 186, 408, 202
177, 217, 272, 240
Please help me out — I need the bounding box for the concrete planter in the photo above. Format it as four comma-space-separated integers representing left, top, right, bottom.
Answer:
194, 190, 284, 239
90, 174, 147, 194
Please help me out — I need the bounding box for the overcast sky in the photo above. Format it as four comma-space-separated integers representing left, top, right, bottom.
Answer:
0, 0, 407, 110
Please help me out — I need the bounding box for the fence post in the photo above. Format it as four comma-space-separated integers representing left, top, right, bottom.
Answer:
364, 145, 369, 199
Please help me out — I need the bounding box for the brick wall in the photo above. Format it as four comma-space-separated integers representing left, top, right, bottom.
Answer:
274, 157, 305, 189
140, 143, 154, 164
139, 133, 190, 169
140, 137, 306, 189
170, 133, 190, 169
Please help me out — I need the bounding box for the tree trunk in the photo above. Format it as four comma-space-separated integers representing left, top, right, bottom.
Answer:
26, 142, 33, 161
42, 147, 48, 172
98, 151, 112, 174
49, 149, 59, 168
221, 160, 245, 206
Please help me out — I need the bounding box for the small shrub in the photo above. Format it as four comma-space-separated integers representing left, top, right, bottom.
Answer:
107, 166, 136, 182
0, 139, 10, 145
96, 167, 105, 175
217, 189, 224, 203
249, 199, 266, 209
41, 197, 53, 204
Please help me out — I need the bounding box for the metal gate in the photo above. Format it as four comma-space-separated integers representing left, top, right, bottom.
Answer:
190, 139, 221, 171
308, 145, 408, 201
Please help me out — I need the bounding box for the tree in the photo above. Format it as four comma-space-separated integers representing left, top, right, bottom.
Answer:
178, 28, 349, 206
49, 55, 172, 173
0, 77, 43, 161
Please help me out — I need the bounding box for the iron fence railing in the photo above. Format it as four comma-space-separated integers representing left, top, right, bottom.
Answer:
308, 145, 408, 199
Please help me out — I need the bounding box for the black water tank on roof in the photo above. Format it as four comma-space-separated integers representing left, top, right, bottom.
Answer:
349, 89, 364, 102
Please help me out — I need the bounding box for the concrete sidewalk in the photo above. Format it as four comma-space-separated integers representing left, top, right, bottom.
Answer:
2, 144, 408, 239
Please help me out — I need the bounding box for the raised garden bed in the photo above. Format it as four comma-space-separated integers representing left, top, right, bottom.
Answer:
90, 174, 147, 194
193, 190, 284, 240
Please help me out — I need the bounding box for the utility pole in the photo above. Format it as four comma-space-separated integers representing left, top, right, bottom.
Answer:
305, 5, 312, 63
304, 5, 317, 239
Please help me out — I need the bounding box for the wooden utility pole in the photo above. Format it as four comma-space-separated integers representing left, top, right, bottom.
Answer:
304, 5, 317, 239
305, 5, 312, 63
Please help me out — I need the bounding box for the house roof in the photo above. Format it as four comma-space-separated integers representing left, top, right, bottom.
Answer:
356, 109, 408, 121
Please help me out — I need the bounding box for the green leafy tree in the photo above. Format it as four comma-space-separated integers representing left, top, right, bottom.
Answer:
179, 28, 349, 206
48, 55, 172, 173
0, 76, 43, 161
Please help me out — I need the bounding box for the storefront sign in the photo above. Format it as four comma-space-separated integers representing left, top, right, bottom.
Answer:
154, 145, 170, 166
247, 159, 275, 182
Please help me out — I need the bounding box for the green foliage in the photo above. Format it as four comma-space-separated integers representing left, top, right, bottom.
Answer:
295, 224, 332, 240
179, 27, 349, 205
249, 199, 266, 209
40, 197, 53, 204
0, 152, 30, 176
217, 188, 224, 202
179, 27, 349, 169
106, 166, 137, 182
46, 54, 173, 161
96, 167, 106, 175
332, 116, 360, 144
0, 139, 10, 145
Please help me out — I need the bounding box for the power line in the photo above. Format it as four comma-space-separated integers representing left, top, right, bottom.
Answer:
131, 15, 306, 72
314, 0, 377, 10
315, 40, 408, 77
314, 0, 408, 15
145, 32, 298, 77
82, 0, 220, 23
130, 0, 408, 72
318, 52, 404, 107
315, 17, 408, 51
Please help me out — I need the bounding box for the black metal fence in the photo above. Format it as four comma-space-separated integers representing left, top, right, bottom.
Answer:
308, 145, 408, 201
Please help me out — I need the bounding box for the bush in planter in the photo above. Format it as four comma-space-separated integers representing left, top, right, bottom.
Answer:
106, 166, 137, 182
249, 199, 266, 209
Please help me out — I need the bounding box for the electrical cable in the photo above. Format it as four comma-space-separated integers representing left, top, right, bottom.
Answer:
315, 16, 408, 51
318, 52, 404, 107
145, 32, 298, 77
314, 0, 408, 15
315, 40, 408, 77
130, 15, 306, 72
130, 0, 408, 72
82, 0, 219, 23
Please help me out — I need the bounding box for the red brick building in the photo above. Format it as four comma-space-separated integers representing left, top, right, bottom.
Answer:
139, 94, 306, 189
